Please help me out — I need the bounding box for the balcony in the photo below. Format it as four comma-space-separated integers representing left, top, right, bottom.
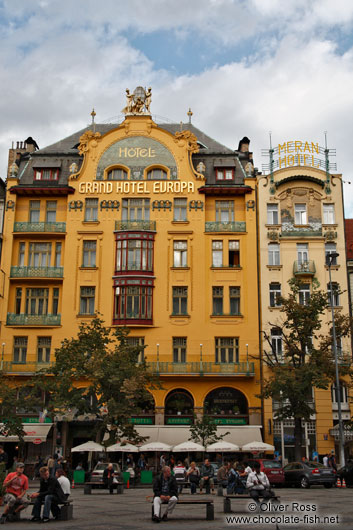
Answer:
205, 221, 246, 233
13, 222, 66, 233
293, 260, 316, 276
115, 220, 156, 231
1, 361, 53, 374
10, 266, 64, 278
7, 314, 61, 326
145, 361, 254, 376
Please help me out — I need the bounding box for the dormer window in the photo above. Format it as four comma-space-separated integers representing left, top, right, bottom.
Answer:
216, 168, 234, 181
107, 167, 128, 180
146, 167, 168, 180
34, 168, 59, 181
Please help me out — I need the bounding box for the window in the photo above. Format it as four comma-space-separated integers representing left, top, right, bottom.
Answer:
173, 198, 187, 221
229, 240, 240, 267
116, 237, 153, 272
37, 337, 51, 363
18, 242, 25, 266
268, 243, 280, 265
172, 287, 188, 315
323, 204, 335, 224
325, 243, 337, 265
212, 241, 223, 267
173, 337, 187, 363
215, 337, 239, 363
115, 285, 152, 320
271, 328, 283, 360
212, 287, 223, 315
126, 336, 145, 362
80, 287, 95, 315
84, 198, 98, 221
229, 287, 240, 315
25, 288, 49, 315
299, 283, 310, 305
215, 201, 234, 222
331, 382, 348, 404
297, 243, 309, 264
122, 199, 150, 221
267, 203, 279, 225
173, 241, 187, 267
147, 168, 167, 180
82, 241, 96, 267
269, 283, 281, 307
55, 243, 62, 267
34, 168, 59, 180
29, 200, 40, 222
327, 282, 340, 306
107, 168, 128, 180
52, 288, 59, 315
45, 201, 57, 223
216, 168, 234, 180
13, 337, 27, 364
15, 288, 22, 314
28, 243, 52, 267
294, 203, 307, 225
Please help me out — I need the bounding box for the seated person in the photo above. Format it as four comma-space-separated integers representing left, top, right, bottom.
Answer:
30, 466, 67, 523
55, 469, 71, 499
227, 464, 245, 494
173, 461, 186, 494
1, 463, 29, 524
199, 458, 215, 494
217, 461, 230, 489
152, 466, 178, 522
246, 461, 273, 503
103, 463, 118, 494
186, 462, 200, 494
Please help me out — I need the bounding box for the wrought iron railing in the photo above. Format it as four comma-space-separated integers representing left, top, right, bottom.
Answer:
0, 361, 53, 373
13, 222, 66, 233
7, 314, 61, 326
293, 260, 316, 275
10, 266, 64, 278
205, 221, 246, 232
115, 220, 156, 231
145, 361, 254, 375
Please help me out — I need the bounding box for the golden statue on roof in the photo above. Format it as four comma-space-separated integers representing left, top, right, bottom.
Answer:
122, 86, 152, 115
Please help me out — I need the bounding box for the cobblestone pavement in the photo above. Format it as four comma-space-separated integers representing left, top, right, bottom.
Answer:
1, 485, 352, 530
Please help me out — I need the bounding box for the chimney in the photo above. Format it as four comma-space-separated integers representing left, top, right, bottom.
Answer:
7, 140, 28, 179
238, 137, 250, 153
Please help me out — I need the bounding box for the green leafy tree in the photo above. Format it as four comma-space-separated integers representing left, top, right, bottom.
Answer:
189, 412, 229, 447
261, 278, 352, 461
39, 316, 160, 445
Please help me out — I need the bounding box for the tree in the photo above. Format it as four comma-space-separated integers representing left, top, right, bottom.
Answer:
189, 412, 229, 447
40, 316, 159, 445
0, 373, 25, 440
261, 278, 352, 461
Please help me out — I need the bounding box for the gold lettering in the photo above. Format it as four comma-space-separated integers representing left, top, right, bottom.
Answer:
144, 182, 149, 193
286, 141, 294, 153
149, 148, 156, 157
128, 148, 136, 157
79, 182, 85, 193
278, 156, 287, 168
278, 143, 286, 155
140, 149, 147, 157
123, 182, 130, 193
304, 141, 311, 153
174, 181, 180, 193
311, 142, 319, 154
119, 147, 128, 157
92, 182, 99, 193
295, 141, 302, 152
312, 155, 319, 168
167, 182, 173, 193
181, 182, 187, 192
153, 182, 160, 193
188, 182, 194, 193
137, 182, 144, 193
159, 182, 167, 193
287, 155, 295, 166
130, 182, 136, 193
116, 182, 123, 193
106, 182, 113, 193
86, 182, 92, 193
304, 154, 309, 165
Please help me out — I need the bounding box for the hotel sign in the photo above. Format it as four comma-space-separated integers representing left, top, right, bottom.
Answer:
78, 181, 194, 195
261, 140, 336, 173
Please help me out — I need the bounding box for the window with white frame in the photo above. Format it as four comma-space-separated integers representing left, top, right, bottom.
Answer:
327, 282, 340, 307
297, 243, 309, 264
267, 203, 279, 224
25, 288, 49, 315
215, 337, 239, 363
299, 283, 310, 305
45, 201, 57, 223
84, 198, 98, 221
268, 243, 280, 265
82, 241, 97, 267
215, 200, 234, 222
28, 243, 52, 267
173, 241, 187, 267
323, 203, 335, 224
325, 243, 337, 265
331, 382, 348, 404
294, 203, 307, 225
107, 168, 128, 180
269, 282, 281, 307
173, 337, 187, 363
270, 328, 283, 361
122, 198, 150, 221
29, 200, 40, 222
173, 198, 187, 221
212, 240, 223, 267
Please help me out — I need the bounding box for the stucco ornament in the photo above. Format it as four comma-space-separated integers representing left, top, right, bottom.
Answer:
122, 86, 152, 115
196, 161, 206, 174
174, 130, 199, 154
78, 131, 102, 157
69, 162, 78, 174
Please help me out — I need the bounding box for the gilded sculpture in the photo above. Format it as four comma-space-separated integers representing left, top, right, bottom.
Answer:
122, 86, 152, 115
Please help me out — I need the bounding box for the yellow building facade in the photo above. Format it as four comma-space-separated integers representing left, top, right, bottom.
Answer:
0, 91, 262, 457
258, 139, 353, 463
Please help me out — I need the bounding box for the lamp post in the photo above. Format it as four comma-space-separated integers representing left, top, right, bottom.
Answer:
328, 251, 345, 466
1, 343, 4, 371
156, 344, 160, 374
200, 344, 203, 374
246, 343, 249, 372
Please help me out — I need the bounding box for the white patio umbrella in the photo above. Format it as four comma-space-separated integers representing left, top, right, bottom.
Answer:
241, 441, 275, 452
173, 441, 205, 452
107, 442, 138, 470
206, 441, 240, 452
71, 441, 105, 452
139, 442, 173, 471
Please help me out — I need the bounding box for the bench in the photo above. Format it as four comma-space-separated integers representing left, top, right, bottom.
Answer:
224, 494, 280, 513
17, 499, 73, 521
151, 498, 214, 521
84, 481, 124, 494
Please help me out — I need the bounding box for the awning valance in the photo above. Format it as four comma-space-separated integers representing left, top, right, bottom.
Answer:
0, 423, 52, 443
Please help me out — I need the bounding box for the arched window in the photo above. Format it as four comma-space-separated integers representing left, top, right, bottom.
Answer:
164, 389, 194, 424
147, 167, 167, 180
107, 167, 128, 180
204, 387, 248, 419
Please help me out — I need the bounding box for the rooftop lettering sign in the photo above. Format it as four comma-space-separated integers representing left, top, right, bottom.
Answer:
261, 140, 337, 173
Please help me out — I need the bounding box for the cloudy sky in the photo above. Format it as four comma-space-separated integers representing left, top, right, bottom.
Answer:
1, 0, 353, 213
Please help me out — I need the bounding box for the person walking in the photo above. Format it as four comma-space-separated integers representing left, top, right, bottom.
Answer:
186, 462, 200, 494
323, 454, 329, 467
199, 458, 215, 494
152, 466, 178, 522
0, 463, 29, 524
30, 466, 66, 522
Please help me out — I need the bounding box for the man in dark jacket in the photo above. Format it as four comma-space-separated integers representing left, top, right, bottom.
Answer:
200, 458, 215, 494
103, 463, 117, 494
30, 466, 66, 522
152, 466, 178, 522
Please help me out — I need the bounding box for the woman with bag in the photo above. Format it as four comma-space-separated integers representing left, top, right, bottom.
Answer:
186, 462, 200, 494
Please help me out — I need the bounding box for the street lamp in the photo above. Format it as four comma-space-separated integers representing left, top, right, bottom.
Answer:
246, 343, 249, 371
1, 343, 4, 371
156, 344, 160, 374
327, 251, 345, 467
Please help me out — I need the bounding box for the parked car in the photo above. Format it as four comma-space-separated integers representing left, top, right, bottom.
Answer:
337, 461, 353, 486
246, 459, 285, 486
283, 461, 336, 488
89, 463, 121, 487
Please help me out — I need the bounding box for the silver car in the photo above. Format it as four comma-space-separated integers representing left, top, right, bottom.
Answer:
90, 463, 121, 485
283, 461, 336, 488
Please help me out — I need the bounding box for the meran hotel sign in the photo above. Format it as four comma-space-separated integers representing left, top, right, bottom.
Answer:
261, 139, 337, 173
78, 180, 195, 195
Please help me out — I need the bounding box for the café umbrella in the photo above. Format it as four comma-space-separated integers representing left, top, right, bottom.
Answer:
206, 441, 240, 452
241, 441, 275, 452
107, 442, 138, 470
71, 441, 105, 452
139, 441, 173, 470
